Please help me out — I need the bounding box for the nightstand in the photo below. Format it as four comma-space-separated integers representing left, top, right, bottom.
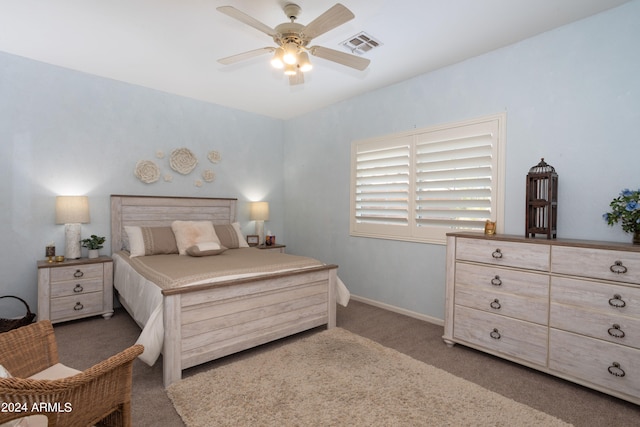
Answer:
256, 244, 286, 253
37, 256, 113, 324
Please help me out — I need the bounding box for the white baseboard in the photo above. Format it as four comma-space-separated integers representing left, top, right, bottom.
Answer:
349, 295, 444, 327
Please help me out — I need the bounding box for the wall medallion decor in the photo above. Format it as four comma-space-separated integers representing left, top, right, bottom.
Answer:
170, 147, 198, 175
202, 169, 216, 183
525, 158, 558, 239
208, 150, 221, 163
134, 160, 161, 184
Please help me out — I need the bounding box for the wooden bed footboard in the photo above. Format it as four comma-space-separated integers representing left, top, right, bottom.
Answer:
162, 265, 338, 386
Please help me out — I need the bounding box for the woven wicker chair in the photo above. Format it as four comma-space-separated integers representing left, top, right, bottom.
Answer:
0, 320, 143, 427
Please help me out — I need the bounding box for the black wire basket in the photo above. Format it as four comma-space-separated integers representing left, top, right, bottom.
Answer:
0, 296, 36, 333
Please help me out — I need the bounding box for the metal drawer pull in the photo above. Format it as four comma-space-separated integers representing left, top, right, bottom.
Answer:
608, 294, 626, 308
607, 324, 625, 339
73, 284, 84, 293
490, 276, 502, 286
609, 261, 628, 274
491, 249, 503, 259
608, 362, 625, 377
490, 299, 501, 310
73, 302, 84, 311
73, 269, 84, 278
490, 328, 501, 340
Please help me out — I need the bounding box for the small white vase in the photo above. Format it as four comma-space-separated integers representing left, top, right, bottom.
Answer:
88, 249, 99, 259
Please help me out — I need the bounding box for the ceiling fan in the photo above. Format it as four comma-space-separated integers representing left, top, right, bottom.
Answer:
217, 3, 371, 85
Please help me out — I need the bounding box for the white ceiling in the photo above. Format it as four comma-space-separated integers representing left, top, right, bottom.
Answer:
0, 0, 629, 120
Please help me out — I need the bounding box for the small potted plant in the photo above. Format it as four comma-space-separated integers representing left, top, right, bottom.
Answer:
81, 234, 106, 258
603, 188, 640, 244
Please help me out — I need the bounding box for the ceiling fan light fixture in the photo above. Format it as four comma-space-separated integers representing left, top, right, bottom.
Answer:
284, 63, 297, 76
270, 47, 285, 69
298, 51, 312, 72
283, 42, 298, 65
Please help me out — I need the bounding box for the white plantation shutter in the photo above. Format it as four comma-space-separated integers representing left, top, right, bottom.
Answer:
351, 136, 412, 238
350, 114, 505, 244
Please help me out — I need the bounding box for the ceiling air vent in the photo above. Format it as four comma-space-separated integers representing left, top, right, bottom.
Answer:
342, 32, 382, 55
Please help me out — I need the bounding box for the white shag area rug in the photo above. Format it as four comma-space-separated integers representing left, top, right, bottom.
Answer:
167, 328, 572, 427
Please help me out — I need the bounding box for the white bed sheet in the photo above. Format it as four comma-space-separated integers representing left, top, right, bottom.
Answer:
112, 252, 350, 365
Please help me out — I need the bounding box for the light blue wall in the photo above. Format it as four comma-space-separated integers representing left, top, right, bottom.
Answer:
0, 53, 284, 316
283, 1, 640, 320
1, 2, 638, 321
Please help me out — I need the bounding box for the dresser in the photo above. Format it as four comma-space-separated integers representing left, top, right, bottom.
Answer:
444, 232, 640, 405
37, 256, 114, 324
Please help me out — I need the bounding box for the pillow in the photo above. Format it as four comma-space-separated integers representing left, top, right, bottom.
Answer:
124, 226, 179, 258
214, 222, 250, 249
186, 242, 228, 257
0, 364, 11, 378
171, 221, 220, 255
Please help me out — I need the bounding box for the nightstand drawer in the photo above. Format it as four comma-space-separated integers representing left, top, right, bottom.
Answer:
454, 305, 547, 366
50, 263, 103, 282
50, 292, 104, 321
50, 278, 104, 298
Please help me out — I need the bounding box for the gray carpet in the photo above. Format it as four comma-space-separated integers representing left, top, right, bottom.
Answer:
52, 300, 640, 426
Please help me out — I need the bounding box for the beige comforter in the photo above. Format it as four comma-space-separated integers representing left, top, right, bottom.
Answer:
116, 247, 324, 290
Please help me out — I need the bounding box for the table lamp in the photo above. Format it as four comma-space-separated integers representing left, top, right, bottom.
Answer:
56, 196, 90, 259
250, 201, 269, 245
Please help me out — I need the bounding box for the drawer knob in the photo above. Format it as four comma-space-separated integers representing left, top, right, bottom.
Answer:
608, 294, 627, 308
490, 328, 501, 340
73, 302, 84, 311
73, 269, 84, 278
491, 249, 503, 259
609, 261, 628, 274
73, 284, 84, 293
490, 299, 502, 310
607, 362, 625, 378
607, 324, 626, 339
490, 275, 502, 286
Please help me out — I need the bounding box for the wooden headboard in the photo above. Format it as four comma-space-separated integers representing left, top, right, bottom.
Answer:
110, 195, 237, 252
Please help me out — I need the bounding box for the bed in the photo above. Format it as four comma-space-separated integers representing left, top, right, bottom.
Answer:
110, 195, 346, 386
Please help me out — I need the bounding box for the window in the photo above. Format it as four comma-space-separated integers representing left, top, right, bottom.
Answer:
350, 113, 506, 244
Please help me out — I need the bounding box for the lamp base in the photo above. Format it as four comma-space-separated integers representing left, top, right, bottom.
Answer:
255, 220, 265, 245
64, 223, 82, 259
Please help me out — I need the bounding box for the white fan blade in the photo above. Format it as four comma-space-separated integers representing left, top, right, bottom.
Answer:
218, 47, 274, 65
303, 3, 354, 41
217, 6, 277, 37
289, 71, 304, 86
310, 46, 370, 71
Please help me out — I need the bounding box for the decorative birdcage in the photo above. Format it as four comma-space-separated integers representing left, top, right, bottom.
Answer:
525, 158, 558, 239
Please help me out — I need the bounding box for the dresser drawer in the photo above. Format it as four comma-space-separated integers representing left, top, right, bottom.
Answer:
549, 329, 640, 399
455, 285, 548, 325
455, 262, 549, 299
454, 305, 547, 366
456, 238, 549, 271
50, 292, 104, 321
50, 263, 104, 282
552, 246, 640, 285
550, 303, 640, 350
50, 278, 104, 298
551, 276, 640, 318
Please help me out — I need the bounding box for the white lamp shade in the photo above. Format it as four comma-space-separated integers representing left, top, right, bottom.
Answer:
250, 202, 269, 221
56, 196, 90, 224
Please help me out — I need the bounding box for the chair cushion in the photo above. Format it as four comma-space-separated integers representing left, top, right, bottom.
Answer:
28, 363, 81, 380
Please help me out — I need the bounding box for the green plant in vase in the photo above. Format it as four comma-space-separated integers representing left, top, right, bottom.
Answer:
81, 234, 106, 258
603, 188, 640, 244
